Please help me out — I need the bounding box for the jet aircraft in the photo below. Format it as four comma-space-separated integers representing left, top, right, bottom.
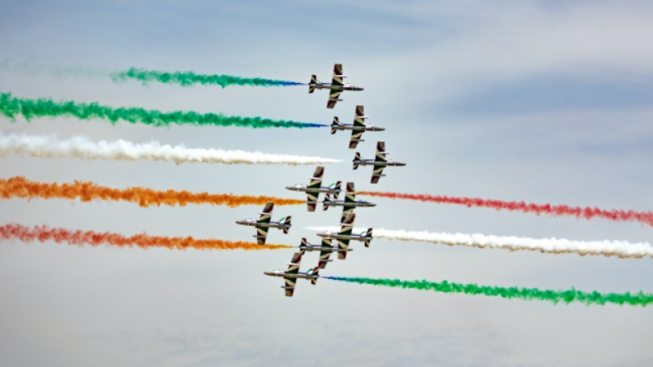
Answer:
316, 213, 373, 259
235, 202, 291, 245
322, 182, 375, 221
285, 166, 341, 212
308, 64, 364, 109
298, 237, 351, 269
353, 141, 406, 184
264, 251, 320, 297
331, 105, 385, 149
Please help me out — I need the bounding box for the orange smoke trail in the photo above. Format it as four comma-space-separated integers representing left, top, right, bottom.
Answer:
0, 176, 304, 208
0, 223, 292, 250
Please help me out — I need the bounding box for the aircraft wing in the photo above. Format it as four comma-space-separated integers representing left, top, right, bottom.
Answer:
341, 207, 356, 223
327, 90, 341, 109
371, 165, 385, 184
374, 141, 387, 163
283, 278, 296, 297
306, 199, 317, 212
349, 130, 363, 149
309, 166, 324, 189
318, 238, 334, 269
255, 226, 269, 245
257, 202, 274, 224
331, 64, 344, 86
336, 238, 350, 260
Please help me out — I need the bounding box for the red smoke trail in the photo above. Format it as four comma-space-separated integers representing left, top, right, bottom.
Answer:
0, 223, 292, 250
358, 191, 653, 227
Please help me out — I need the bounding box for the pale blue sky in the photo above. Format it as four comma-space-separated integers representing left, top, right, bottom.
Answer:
1, 1, 653, 366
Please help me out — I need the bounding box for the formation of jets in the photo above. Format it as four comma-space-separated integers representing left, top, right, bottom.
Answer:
308, 63, 363, 109
237, 64, 406, 297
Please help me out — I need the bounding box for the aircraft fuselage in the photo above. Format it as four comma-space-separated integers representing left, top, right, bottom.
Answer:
310, 83, 364, 91
299, 245, 351, 252
317, 232, 372, 242
236, 219, 288, 229
285, 184, 341, 194
323, 200, 376, 208
356, 159, 406, 167
264, 271, 318, 280
333, 124, 385, 132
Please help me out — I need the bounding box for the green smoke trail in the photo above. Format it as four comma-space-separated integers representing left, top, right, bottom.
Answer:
323, 276, 653, 306
110, 67, 305, 88
0, 93, 325, 128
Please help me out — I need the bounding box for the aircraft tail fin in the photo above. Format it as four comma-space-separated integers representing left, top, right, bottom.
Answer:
334, 181, 342, 199
310, 266, 320, 285
309, 75, 317, 93
353, 153, 361, 170
331, 117, 339, 134
365, 228, 373, 248
282, 216, 292, 234
323, 193, 331, 211
300, 237, 309, 249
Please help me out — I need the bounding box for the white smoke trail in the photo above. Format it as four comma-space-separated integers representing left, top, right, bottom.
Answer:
0, 134, 341, 165
306, 227, 653, 259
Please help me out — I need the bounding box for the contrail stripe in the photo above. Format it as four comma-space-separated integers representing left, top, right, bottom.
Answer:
358, 191, 653, 227
0, 134, 340, 165
323, 276, 653, 306
0, 223, 291, 250
0, 176, 304, 208
306, 227, 653, 259
0, 93, 325, 128
111, 67, 305, 87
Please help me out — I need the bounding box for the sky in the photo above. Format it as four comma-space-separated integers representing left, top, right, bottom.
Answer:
1, 0, 653, 366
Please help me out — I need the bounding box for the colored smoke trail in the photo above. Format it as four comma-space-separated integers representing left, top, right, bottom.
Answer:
0, 223, 291, 250
0, 133, 340, 165
0, 93, 325, 128
111, 67, 305, 88
323, 276, 653, 306
358, 191, 653, 227
306, 227, 653, 259
0, 176, 304, 208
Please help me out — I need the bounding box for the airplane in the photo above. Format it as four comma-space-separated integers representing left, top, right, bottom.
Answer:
331, 105, 385, 149
264, 251, 320, 297
316, 213, 373, 259
298, 237, 351, 269
308, 63, 364, 109
235, 202, 291, 245
353, 141, 406, 184
285, 166, 342, 212
322, 182, 375, 221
